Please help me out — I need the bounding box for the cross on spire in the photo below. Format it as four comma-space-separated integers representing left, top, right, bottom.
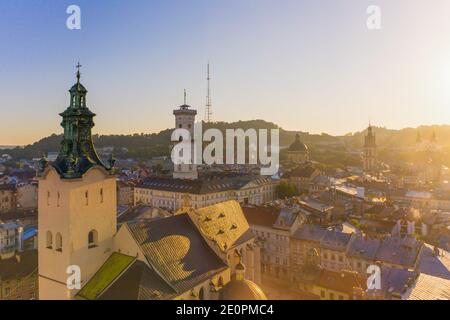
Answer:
76, 62, 82, 82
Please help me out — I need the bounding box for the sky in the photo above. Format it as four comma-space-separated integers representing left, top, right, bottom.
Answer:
1, 0, 450, 145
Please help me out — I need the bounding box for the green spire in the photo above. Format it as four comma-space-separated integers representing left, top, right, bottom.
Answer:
40, 65, 114, 179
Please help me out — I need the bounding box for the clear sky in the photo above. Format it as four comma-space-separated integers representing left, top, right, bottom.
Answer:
1, 0, 450, 145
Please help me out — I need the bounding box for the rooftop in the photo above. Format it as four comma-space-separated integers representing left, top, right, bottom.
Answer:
136, 176, 273, 194
346, 235, 381, 260
127, 213, 228, 294
375, 236, 422, 268
292, 224, 327, 243
76, 252, 135, 300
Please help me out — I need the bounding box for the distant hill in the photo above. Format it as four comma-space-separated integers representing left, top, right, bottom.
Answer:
0, 120, 327, 160
340, 125, 450, 149
2, 120, 450, 161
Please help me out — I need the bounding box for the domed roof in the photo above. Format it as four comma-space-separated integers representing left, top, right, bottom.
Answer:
69, 82, 87, 93
219, 279, 267, 300
288, 133, 308, 152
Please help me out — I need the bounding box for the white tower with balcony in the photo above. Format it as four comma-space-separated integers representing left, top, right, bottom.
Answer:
173, 90, 198, 180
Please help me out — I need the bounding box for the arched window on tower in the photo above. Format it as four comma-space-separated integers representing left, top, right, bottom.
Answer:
88, 229, 98, 248
198, 287, 205, 300
46, 231, 53, 249
55, 233, 62, 252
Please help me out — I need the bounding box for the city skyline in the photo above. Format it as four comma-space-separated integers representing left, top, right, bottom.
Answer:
2, 0, 450, 145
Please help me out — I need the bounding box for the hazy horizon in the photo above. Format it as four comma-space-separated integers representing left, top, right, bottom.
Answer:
2, 0, 450, 145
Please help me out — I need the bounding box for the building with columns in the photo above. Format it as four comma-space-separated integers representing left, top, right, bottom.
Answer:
363, 125, 377, 173
36, 69, 263, 300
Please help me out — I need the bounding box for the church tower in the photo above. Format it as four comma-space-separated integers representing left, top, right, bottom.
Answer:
287, 133, 309, 164
363, 124, 377, 173
173, 90, 198, 180
36, 65, 116, 299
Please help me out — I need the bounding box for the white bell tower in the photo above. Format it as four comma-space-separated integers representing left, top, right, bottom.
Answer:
173, 90, 198, 180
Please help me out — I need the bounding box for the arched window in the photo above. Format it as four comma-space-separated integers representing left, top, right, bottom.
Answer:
85, 191, 89, 205
198, 287, 204, 300
55, 233, 62, 252
46, 231, 53, 249
88, 229, 98, 248
100, 188, 104, 203
57, 192, 60, 207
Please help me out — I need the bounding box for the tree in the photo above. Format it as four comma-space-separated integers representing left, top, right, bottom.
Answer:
276, 181, 299, 199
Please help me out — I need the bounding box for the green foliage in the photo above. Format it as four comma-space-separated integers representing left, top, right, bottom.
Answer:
276, 181, 299, 199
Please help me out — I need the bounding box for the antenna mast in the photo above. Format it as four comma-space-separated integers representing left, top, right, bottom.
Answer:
205, 63, 212, 122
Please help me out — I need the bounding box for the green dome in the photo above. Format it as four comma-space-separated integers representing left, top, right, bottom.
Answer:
69, 82, 87, 93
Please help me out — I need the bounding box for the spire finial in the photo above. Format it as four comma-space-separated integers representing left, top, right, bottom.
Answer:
184, 89, 187, 105
76, 62, 82, 83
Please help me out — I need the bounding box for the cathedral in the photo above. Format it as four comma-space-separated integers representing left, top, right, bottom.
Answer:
287, 133, 309, 165
36, 68, 264, 300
